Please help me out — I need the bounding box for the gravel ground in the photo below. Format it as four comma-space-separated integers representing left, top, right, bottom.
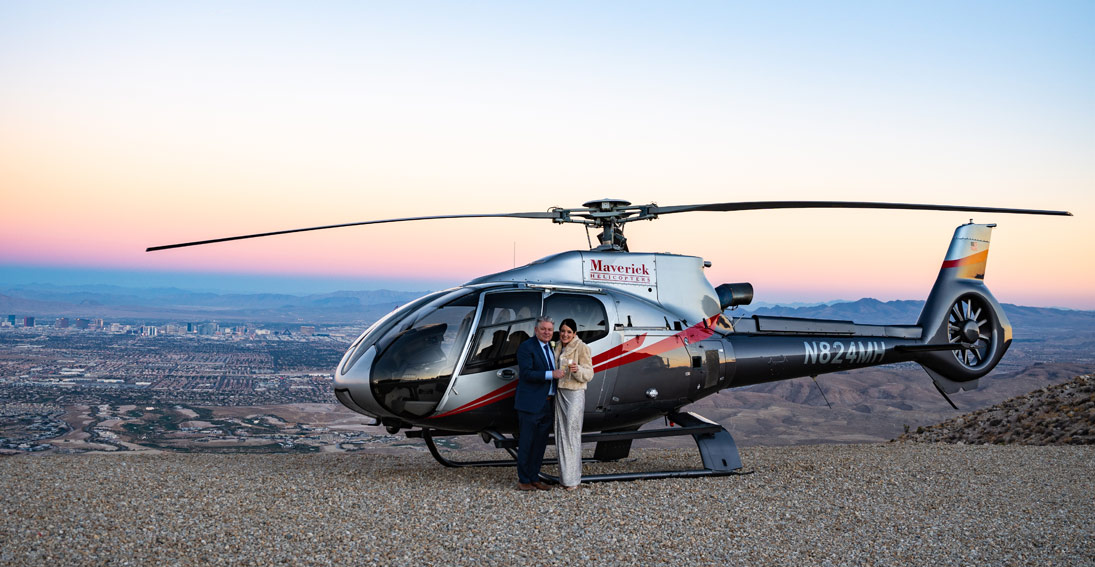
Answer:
2, 444, 1092, 566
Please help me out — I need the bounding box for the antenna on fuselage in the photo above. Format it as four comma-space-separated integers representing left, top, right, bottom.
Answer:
811, 375, 833, 409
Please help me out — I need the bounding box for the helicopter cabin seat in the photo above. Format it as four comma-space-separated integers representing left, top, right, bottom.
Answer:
472, 329, 509, 365
504, 330, 530, 357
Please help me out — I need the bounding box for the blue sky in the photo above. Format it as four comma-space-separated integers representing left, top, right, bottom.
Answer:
2, 1, 1092, 306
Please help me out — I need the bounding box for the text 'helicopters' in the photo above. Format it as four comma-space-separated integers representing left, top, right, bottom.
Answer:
149, 199, 1071, 481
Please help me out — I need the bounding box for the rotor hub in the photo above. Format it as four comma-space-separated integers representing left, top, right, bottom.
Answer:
582, 198, 632, 211
960, 320, 980, 343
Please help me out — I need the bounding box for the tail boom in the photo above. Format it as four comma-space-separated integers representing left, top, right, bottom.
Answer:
914, 223, 1013, 393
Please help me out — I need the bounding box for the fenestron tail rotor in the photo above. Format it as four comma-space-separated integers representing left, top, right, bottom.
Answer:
146, 198, 1071, 253
947, 294, 995, 370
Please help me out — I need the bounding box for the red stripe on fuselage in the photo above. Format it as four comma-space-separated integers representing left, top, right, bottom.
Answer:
591, 333, 647, 365
430, 381, 517, 419
592, 315, 720, 373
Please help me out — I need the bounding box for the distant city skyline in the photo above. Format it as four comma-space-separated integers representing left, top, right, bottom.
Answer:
0, 261, 1091, 312
3, 2, 1092, 308
0, 264, 443, 296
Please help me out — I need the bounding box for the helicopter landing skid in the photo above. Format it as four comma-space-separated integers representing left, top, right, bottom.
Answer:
543, 412, 746, 483
412, 411, 746, 482
413, 429, 597, 468
416, 429, 519, 468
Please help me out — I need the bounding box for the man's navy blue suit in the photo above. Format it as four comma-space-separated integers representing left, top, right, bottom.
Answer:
514, 335, 556, 485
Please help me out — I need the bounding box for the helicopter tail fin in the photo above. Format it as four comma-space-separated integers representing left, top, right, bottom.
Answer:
912, 223, 1013, 394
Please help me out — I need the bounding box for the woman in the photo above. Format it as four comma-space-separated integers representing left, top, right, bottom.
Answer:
553, 318, 594, 490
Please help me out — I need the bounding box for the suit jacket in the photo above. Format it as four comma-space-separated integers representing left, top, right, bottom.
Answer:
553, 337, 594, 391
514, 337, 555, 413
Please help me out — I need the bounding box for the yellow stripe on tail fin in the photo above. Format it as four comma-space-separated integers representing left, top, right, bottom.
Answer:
938, 223, 994, 280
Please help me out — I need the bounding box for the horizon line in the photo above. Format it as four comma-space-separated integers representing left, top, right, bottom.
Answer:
1, 279, 1090, 313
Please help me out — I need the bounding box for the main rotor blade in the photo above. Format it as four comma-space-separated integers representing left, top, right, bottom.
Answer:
649, 201, 1073, 217
146, 211, 557, 252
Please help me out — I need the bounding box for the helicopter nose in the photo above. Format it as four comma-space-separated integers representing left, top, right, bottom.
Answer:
333, 344, 385, 418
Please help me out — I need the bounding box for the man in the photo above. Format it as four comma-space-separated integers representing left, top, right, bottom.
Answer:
514, 315, 565, 491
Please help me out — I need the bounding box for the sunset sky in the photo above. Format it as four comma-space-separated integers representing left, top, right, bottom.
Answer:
2, 2, 1092, 308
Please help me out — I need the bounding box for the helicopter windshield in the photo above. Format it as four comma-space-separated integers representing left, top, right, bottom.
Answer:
370, 291, 477, 418
340, 289, 453, 375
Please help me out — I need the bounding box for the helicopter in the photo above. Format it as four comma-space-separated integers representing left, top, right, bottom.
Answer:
148, 198, 1071, 481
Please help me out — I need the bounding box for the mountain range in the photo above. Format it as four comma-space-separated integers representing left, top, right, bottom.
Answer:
738, 299, 1095, 341
4, 283, 1093, 328
0, 284, 428, 323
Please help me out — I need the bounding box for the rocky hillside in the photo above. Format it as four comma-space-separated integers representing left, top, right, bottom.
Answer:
896, 374, 1094, 445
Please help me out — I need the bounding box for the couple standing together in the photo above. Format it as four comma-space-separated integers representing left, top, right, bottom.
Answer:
514, 315, 593, 491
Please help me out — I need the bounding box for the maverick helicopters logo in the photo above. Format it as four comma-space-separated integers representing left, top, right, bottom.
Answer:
584, 258, 656, 285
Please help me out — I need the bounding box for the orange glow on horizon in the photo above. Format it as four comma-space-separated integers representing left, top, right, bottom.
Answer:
2, 3, 1092, 309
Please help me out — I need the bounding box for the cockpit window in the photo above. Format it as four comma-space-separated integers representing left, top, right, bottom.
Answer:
370, 291, 477, 418
461, 291, 541, 375
544, 293, 609, 344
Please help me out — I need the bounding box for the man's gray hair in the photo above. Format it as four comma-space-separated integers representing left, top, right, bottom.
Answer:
535, 315, 554, 327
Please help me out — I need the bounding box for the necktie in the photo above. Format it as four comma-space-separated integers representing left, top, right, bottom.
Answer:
543, 344, 554, 370
543, 343, 556, 397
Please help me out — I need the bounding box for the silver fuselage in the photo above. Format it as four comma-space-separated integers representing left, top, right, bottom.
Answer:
333, 250, 743, 432
332, 248, 953, 434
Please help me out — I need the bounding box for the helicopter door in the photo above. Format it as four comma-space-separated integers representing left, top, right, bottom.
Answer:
543, 291, 614, 412
461, 291, 542, 376
608, 331, 694, 406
